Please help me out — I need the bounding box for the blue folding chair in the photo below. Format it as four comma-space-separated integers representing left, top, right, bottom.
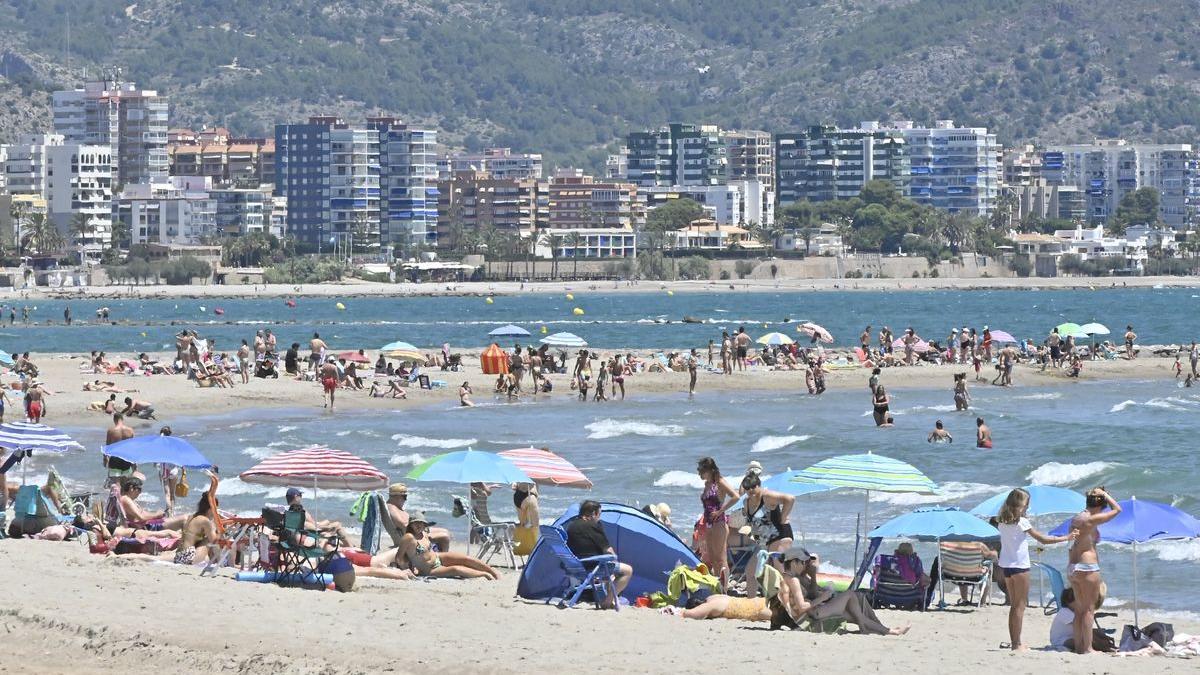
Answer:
1032, 561, 1066, 615
870, 554, 929, 611
538, 525, 619, 611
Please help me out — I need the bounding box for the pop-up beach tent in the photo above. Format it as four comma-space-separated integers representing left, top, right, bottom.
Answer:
480, 343, 510, 375
517, 502, 699, 602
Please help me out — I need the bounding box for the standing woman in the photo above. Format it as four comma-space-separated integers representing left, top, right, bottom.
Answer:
996, 488, 1074, 651
872, 385, 891, 427
697, 457, 738, 591
1069, 487, 1121, 654
740, 472, 795, 598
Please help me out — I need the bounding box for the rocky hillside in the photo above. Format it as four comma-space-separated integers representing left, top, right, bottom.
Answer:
1, 0, 1199, 169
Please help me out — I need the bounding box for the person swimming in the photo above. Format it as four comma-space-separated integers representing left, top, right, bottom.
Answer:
976, 417, 992, 449
927, 420, 952, 443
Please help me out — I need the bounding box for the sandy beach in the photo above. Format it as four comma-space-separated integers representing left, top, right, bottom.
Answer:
0, 540, 1194, 674
9, 274, 1200, 302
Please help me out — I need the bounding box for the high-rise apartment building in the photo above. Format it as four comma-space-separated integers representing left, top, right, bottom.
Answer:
1041, 140, 1197, 230
883, 120, 1000, 217
725, 130, 774, 191
372, 117, 439, 248
114, 176, 215, 246
53, 79, 169, 185
169, 137, 275, 187
448, 148, 542, 180
435, 170, 539, 248
774, 126, 909, 207
626, 123, 726, 187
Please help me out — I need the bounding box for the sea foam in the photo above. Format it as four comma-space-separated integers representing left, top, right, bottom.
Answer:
391, 433, 475, 449
750, 435, 812, 453
871, 481, 999, 506
586, 419, 684, 440
388, 453, 427, 467
653, 470, 704, 489
1026, 461, 1116, 486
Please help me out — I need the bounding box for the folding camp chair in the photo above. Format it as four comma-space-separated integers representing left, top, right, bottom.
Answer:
936, 542, 993, 608
537, 525, 619, 611
453, 492, 518, 568
870, 554, 928, 611
1032, 562, 1117, 636
262, 507, 340, 582
201, 474, 266, 576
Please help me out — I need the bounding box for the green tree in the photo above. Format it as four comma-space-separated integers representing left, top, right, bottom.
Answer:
1110, 187, 1161, 233
22, 212, 64, 256
565, 231, 583, 278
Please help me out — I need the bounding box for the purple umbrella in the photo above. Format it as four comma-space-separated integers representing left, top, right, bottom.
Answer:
988, 330, 1018, 344
892, 337, 931, 353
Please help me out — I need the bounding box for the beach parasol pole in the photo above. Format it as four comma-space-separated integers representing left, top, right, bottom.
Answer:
1132, 540, 1140, 627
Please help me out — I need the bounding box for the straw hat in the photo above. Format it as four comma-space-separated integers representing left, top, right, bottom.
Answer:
388, 482, 408, 497
746, 460, 763, 476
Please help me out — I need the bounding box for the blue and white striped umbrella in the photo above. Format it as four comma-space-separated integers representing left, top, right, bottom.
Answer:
790, 452, 937, 494
0, 422, 85, 454
540, 332, 588, 347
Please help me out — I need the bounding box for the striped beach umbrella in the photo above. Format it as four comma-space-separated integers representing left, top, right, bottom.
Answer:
379, 341, 424, 362
987, 329, 1018, 344
540, 332, 587, 348
0, 422, 84, 482
798, 322, 834, 344
239, 446, 388, 492
498, 447, 592, 489
756, 332, 795, 346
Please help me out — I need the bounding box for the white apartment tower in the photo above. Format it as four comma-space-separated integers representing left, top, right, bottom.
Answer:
53, 78, 169, 186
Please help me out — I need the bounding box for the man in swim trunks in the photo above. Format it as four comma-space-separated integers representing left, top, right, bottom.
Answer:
975, 417, 992, 449
1048, 327, 1062, 367
320, 357, 339, 409
735, 328, 750, 371
25, 380, 46, 422
309, 332, 328, 371
121, 397, 156, 420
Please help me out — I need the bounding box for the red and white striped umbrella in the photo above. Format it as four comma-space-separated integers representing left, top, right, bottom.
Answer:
239, 446, 388, 491
798, 322, 834, 344
498, 447, 592, 489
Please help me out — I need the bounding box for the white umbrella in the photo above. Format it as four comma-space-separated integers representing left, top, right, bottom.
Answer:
540, 332, 587, 347
1079, 322, 1110, 335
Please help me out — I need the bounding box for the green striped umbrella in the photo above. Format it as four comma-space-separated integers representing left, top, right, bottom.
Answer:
791, 452, 938, 563
1054, 322, 1088, 338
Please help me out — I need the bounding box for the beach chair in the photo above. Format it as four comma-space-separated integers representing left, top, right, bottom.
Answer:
537, 525, 619, 611
201, 474, 266, 576
936, 542, 993, 608
758, 551, 845, 633
454, 492, 518, 568
263, 507, 339, 582
1032, 561, 1067, 614
869, 554, 928, 611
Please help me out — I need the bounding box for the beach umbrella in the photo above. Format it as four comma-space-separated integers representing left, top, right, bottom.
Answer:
336, 351, 371, 364
868, 506, 1001, 607
731, 470, 834, 510
756, 332, 795, 346
489, 324, 531, 338
0, 350, 13, 366
969, 485, 1084, 518
103, 435, 213, 469
798, 322, 834, 343
540, 332, 587, 348
792, 452, 938, 562
498, 447, 592, 489
239, 445, 388, 492
1049, 497, 1200, 625
988, 330, 1018, 344
379, 341, 424, 362
1054, 322, 1088, 338
406, 448, 530, 485
0, 422, 85, 483
891, 337, 932, 353
1079, 322, 1110, 336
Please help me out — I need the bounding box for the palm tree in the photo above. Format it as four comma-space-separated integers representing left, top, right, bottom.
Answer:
22, 213, 64, 256
565, 232, 583, 279
69, 213, 93, 248
8, 201, 29, 256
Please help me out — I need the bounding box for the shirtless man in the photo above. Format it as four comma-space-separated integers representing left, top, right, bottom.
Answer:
320, 357, 339, 409
122, 396, 156, 420
458, 382, 474, 407
860, 325, 872, 354
383, 484, 452, 551
735, 327, 750, 371
25, 381, 47, 422
1047, 328, 1062, 368
1123, 325, 1137, 360
687, 348, 698, 395
177, 331, 194, 371
309, 332, 328, 371
238, 340, 252, 384
927, 420, 953, 443
1068, 488, 1122, 654
975, 417, 992, 449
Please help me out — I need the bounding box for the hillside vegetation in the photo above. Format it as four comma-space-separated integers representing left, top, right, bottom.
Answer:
1, 0, 1199, 169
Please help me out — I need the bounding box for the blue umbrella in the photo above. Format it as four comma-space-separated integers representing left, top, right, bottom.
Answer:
406, 448, 531, 485
103, 435, 213, 469
731, 470, 834, 510
969, 485, 1084, 518
488, 324, 531, 338
869, 506, 999, 542
1049, 498, 1200, 625
0, 350, 13, 366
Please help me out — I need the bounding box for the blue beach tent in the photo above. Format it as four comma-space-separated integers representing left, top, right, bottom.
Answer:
517, 502, 699, 602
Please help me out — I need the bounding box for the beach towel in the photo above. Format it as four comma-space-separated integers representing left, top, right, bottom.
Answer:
648, 564, 720, 607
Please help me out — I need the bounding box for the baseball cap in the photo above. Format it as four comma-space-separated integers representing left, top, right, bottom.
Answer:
779, 545, 814, 564
285, 487, 303, 501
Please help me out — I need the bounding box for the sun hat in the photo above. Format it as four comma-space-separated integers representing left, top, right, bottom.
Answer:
388, 482, 408, 497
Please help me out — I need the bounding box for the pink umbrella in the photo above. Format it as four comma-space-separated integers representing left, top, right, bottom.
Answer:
498, 447, 593, 489
798, 322, 834, 344
988, 330, 1018, 344
239, 445, 388, 492
337, 351, 371, 364
892, 337, 931, 353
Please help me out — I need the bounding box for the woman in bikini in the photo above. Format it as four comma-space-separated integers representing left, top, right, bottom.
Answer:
1068, 487, 1121, 654
740, 472, 795, 598
397, 513, 498, 580
697, 457, 739, 590
174, 493, 218, 566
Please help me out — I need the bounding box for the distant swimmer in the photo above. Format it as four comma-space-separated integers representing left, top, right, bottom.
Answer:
927, 420, 952, 444
976, 417, 992, 449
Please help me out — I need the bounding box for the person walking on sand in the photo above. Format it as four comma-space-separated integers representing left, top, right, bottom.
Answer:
996, 488, 1076, 652
687, 348, 699, 396
1124, 325, 1137, 360
1068, 488, 1122, 654
976, 417, 992, 449
860, 325, 872, 354
610, 356, 625, 400
320, 357, 339, 409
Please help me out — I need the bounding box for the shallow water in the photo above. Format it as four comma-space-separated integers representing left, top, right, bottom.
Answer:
30, 377, 1200, 618
6, 287, 1200, 353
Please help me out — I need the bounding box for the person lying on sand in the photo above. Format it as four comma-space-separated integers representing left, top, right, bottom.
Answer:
395, 513, 498, 580
83, 380, 136, 393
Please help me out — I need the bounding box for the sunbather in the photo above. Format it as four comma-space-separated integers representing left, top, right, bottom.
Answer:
116, 476, 185, 534
395, 512, 498, 580
780, 548, 909, 635
173, 492, 218, 566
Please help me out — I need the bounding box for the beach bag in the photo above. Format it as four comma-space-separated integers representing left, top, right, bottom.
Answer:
175, 469, 190, 498
1091, 628, 1117, 652
1143, 622, 1175, 647
1119, 625, 1154, 652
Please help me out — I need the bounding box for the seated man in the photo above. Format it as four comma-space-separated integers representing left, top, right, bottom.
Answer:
383, 483, 451, 551
285, 488, 352, 546
564, 500, 632, 608
780, 547, 910, 636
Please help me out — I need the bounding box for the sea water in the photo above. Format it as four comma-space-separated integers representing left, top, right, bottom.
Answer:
5, 287, 1200, 353
30, 377, 1200, 618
